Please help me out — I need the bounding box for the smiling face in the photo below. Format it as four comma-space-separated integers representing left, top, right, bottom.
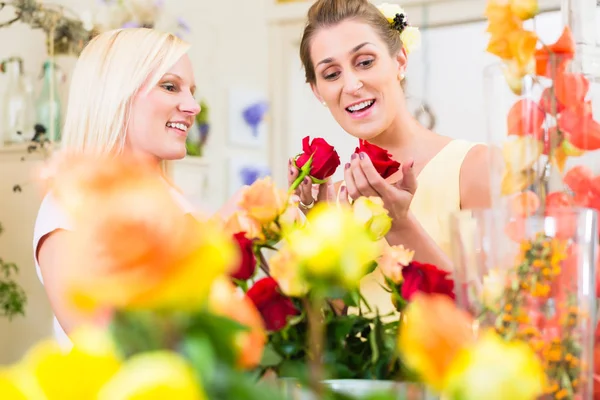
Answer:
309, 20, 407, 141
126, 54, 200, 161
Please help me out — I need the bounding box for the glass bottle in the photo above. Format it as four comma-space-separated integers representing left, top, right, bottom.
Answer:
0, 58, 32, 144
35, 60, 62, 143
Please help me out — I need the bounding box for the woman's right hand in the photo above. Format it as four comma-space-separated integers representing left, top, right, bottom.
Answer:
288, 157, 337, 214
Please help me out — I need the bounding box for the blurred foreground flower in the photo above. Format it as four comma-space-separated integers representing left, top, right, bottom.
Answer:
285, 203, 382, 290
97, 351, 205, 400
46, 152, 238, 313
398, 293, 475, 392
444, 330, 545, 400
352, 196, 392, 240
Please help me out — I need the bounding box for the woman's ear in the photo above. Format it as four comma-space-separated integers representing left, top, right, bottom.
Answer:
395, 47, 408, 78
310, 83, 326, 106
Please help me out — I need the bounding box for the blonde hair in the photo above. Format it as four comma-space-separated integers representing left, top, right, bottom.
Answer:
61, 28, 190, 155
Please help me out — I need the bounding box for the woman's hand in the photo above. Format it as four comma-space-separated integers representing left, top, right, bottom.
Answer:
343, 152, 417, 227
288, 157, 337, 214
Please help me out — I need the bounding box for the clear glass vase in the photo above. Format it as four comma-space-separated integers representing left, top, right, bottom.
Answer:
484, 56, 600, 217
449, 206, 598, 400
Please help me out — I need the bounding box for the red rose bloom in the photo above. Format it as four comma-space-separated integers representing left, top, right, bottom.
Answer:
230, 232, 256, 281
246, 277, 299, 331
401, 261, 455, 301
354, 140, 400, 179
295, 136, 341, 180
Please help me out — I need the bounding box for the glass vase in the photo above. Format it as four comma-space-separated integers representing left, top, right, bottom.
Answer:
484, 56, 600, 219
449, 206, 598, 400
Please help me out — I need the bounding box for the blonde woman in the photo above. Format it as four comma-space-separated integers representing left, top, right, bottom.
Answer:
33, 28, 237, 340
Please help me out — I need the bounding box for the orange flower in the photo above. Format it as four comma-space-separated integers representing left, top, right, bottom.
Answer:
508, 29, 538, 69
208, 277, 266, 369
223, 211, 264, 241
398, 293, 475, 391
378, 245, 415, 284
237, 177, 288, 225
507, 99, 545, 138
509, 0, 539, 20
49, 153, 237, 313
534, 27, 575, 78
509, 190, 540, 217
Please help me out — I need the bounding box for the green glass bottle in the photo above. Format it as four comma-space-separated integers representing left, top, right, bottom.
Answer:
35, 60, 61, 142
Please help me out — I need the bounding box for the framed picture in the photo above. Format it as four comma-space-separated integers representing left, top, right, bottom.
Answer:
228, 88, 269, 148
228, 156, 272, 196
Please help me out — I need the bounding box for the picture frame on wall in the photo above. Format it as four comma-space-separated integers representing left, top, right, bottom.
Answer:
228, 156, 271, 196
228, 87, 269, 148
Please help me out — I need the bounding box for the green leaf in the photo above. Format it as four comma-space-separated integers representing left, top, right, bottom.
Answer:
180, 333, 217, 384
260, 343, 284, 367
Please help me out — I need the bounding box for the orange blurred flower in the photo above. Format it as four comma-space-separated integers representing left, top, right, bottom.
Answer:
507, 99, 545, 138
534, 27, 575, 78
378, 245, 415, 284
208, 277, 266, 369
223, 210, 264, 241
238, 177, 288, 225
398, 293, 475, 392
509, 0, 538, 20
49, 153, 237, 313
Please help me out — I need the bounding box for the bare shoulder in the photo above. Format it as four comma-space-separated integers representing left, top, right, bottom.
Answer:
459, 144, 493, 209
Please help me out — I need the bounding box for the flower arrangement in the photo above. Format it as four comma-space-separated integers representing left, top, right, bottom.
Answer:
376, 3, 421, 55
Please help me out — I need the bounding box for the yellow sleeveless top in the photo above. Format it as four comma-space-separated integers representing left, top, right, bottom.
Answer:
355, 139, 479, 317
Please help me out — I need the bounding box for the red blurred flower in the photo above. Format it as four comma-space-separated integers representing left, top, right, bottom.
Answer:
246, 277, 299, 331
230, 232, 256, 281
401, 261, 455, 301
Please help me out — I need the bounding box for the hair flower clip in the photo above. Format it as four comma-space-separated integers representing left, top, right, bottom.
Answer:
377, 3, 421, 54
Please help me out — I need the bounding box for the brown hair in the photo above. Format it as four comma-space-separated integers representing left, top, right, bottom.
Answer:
299, 0, 402, 84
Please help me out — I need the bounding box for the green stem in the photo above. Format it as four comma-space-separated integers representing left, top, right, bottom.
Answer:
303, 295, 325, 397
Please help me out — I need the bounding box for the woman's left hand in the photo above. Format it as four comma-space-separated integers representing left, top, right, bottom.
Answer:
343, 152, 417, 228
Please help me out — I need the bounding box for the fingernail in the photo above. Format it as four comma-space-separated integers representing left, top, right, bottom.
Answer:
345, 163, 350, 169
409, 160, 415, 168
359, 152, 365, 160
304, 177, 309, 184
341, 186, 346, 193
351, 153, 357, 160
290, 168, 294, 175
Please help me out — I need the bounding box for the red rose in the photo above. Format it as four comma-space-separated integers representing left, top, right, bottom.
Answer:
295, 136, 341, 181
401, 261, 455, 301
246, 277, 299, 331
354, 140, 400, 179
230, 232, 256, 281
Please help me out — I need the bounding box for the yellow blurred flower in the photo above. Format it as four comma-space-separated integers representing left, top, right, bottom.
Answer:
502, 136, 543, 172
0, 366, 45, 400
502, 59, 535, 94
378, 245, 414, 284
352, 197, 392, 241
237, 177, 288, 225
444, 330, 545, 400
208, 277, 266, 369
501, 167, 537, 195
98, 351, 205, 400
398, 293, 475, 392
269, 246, 309, 297
286, 203, 381, 289
509, 0, 539, 20
508, 29, 538, 70
10, 327, 122, 400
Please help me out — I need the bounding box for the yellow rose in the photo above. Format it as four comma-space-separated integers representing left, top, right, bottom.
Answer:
237, 177, 288, 224
352, 196, 392, 241
269, 247, 309, 297
444, 330, 545, 400
286, 203, 381, 289
98, 351, 205, 400
401, 26, 421, 54
378, 245, 414, 284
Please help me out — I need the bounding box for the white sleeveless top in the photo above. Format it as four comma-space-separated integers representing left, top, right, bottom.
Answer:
33, 184, 196, 348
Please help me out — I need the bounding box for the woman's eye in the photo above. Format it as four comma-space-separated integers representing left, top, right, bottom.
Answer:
324, 71, 340, 80
161, 83, 177, 92
358, 59, 374, 67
